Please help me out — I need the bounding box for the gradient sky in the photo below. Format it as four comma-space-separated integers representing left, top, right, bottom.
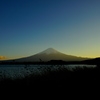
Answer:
0, 0, 100, 59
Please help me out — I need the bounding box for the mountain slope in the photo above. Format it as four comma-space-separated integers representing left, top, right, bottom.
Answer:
82, 57, 100, 65
14, 48, 89, 62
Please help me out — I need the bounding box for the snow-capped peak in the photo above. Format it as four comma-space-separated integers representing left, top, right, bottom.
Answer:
38, 48, 61, 54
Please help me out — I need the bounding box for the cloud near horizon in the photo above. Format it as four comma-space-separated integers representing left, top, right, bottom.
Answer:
0, 56, 7, 60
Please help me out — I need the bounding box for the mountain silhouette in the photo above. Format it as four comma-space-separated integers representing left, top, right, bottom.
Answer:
82, 57, 100, 65
10, 48, 89, 62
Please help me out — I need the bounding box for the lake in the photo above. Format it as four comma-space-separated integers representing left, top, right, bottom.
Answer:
0, 64, 96, 80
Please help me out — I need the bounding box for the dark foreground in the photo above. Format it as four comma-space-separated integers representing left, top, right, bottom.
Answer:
0, 64, 99, 98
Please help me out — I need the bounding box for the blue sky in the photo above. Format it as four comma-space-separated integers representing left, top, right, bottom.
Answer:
0, 0, 100, 59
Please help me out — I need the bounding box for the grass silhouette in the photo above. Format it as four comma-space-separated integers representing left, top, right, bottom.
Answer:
0, 64, 99, 96
0, 65, 100, 100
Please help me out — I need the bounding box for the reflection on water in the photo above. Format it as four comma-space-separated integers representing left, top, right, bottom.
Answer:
0, 64, 96, 79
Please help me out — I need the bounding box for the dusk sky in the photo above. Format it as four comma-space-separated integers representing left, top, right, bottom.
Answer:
0, 0, 100, 59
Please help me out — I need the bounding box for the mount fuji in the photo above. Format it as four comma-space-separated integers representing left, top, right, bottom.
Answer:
10, 48, 89, 62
